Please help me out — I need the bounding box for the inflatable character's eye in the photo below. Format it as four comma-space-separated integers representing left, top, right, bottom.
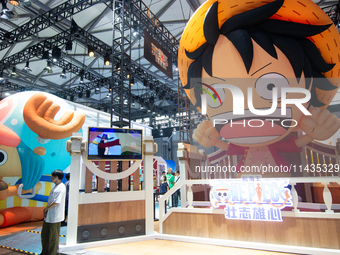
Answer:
0, 149, 8, 166
206, 84, 225, 108
255, 73, 289, 100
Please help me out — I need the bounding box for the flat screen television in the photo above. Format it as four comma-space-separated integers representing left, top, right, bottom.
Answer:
87, 127, 143, 161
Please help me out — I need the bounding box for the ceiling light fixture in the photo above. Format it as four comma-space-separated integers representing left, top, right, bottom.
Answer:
132, 21, 141, 39
70, 19, 80, 37
132, 31, 141, 40
22, 60, 32, 73
9, 66, 17, 78
42, 50, 49, 60
44, 61, 53, 74
79, 70, 84, 84
65, 40, 73, 52
9, 0, 19, 6
104, 53, 110, 66
0, 71, 5, 83
60, 68, 66, 79
1, 1, 15, 19
115, 62, 120, 72
88, 45, 94, 57
52, 47, 61, 63
85, 90, 91, 98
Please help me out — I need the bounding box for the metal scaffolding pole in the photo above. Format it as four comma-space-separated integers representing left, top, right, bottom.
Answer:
112, 0, 132, 128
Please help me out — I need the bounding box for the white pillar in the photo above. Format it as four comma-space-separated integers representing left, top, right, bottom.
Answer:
144, 136, 157, 235
65, 133, 85, 246
323, 182, 334, 213
187, 184, 193, 208
177, 143, 187, 207
291, 182, 300, 212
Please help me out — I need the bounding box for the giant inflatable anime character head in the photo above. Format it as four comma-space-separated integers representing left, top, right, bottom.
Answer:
0, 91, 85, 227
178, 0, 340, 174
0, 91, 85, 190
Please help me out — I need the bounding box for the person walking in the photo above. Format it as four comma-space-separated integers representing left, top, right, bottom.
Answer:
40, 170, 66, 255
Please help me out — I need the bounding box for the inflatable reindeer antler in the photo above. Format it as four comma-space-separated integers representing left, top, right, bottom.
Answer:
23, 93, 85, 139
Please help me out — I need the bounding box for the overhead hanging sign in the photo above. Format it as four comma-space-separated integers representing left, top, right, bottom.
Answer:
210, 177, 292, 222
144, 30, 173, 79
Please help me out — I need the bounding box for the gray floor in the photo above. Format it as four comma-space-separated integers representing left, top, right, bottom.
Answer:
62, 251, 115, 255
0, 228, 61, 254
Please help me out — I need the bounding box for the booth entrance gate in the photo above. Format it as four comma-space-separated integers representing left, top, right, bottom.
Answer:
62, 134, 157, 250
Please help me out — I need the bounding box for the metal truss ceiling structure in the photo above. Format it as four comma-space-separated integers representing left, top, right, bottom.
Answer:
0, 0, 182, 123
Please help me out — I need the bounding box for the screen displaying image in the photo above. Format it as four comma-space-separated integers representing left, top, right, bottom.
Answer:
87, 127, 143, 161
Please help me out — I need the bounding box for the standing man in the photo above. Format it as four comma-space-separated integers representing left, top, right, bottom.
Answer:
173, 170, 180, 207
166, 168, 175, 207
40, 170, 66, 255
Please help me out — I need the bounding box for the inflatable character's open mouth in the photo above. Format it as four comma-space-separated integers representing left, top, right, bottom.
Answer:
211, 108, 293, 144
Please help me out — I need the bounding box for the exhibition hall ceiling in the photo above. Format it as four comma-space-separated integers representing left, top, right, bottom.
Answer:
0, 0, 339, 121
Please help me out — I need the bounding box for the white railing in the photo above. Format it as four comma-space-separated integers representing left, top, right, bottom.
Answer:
158, 177, 340, 234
